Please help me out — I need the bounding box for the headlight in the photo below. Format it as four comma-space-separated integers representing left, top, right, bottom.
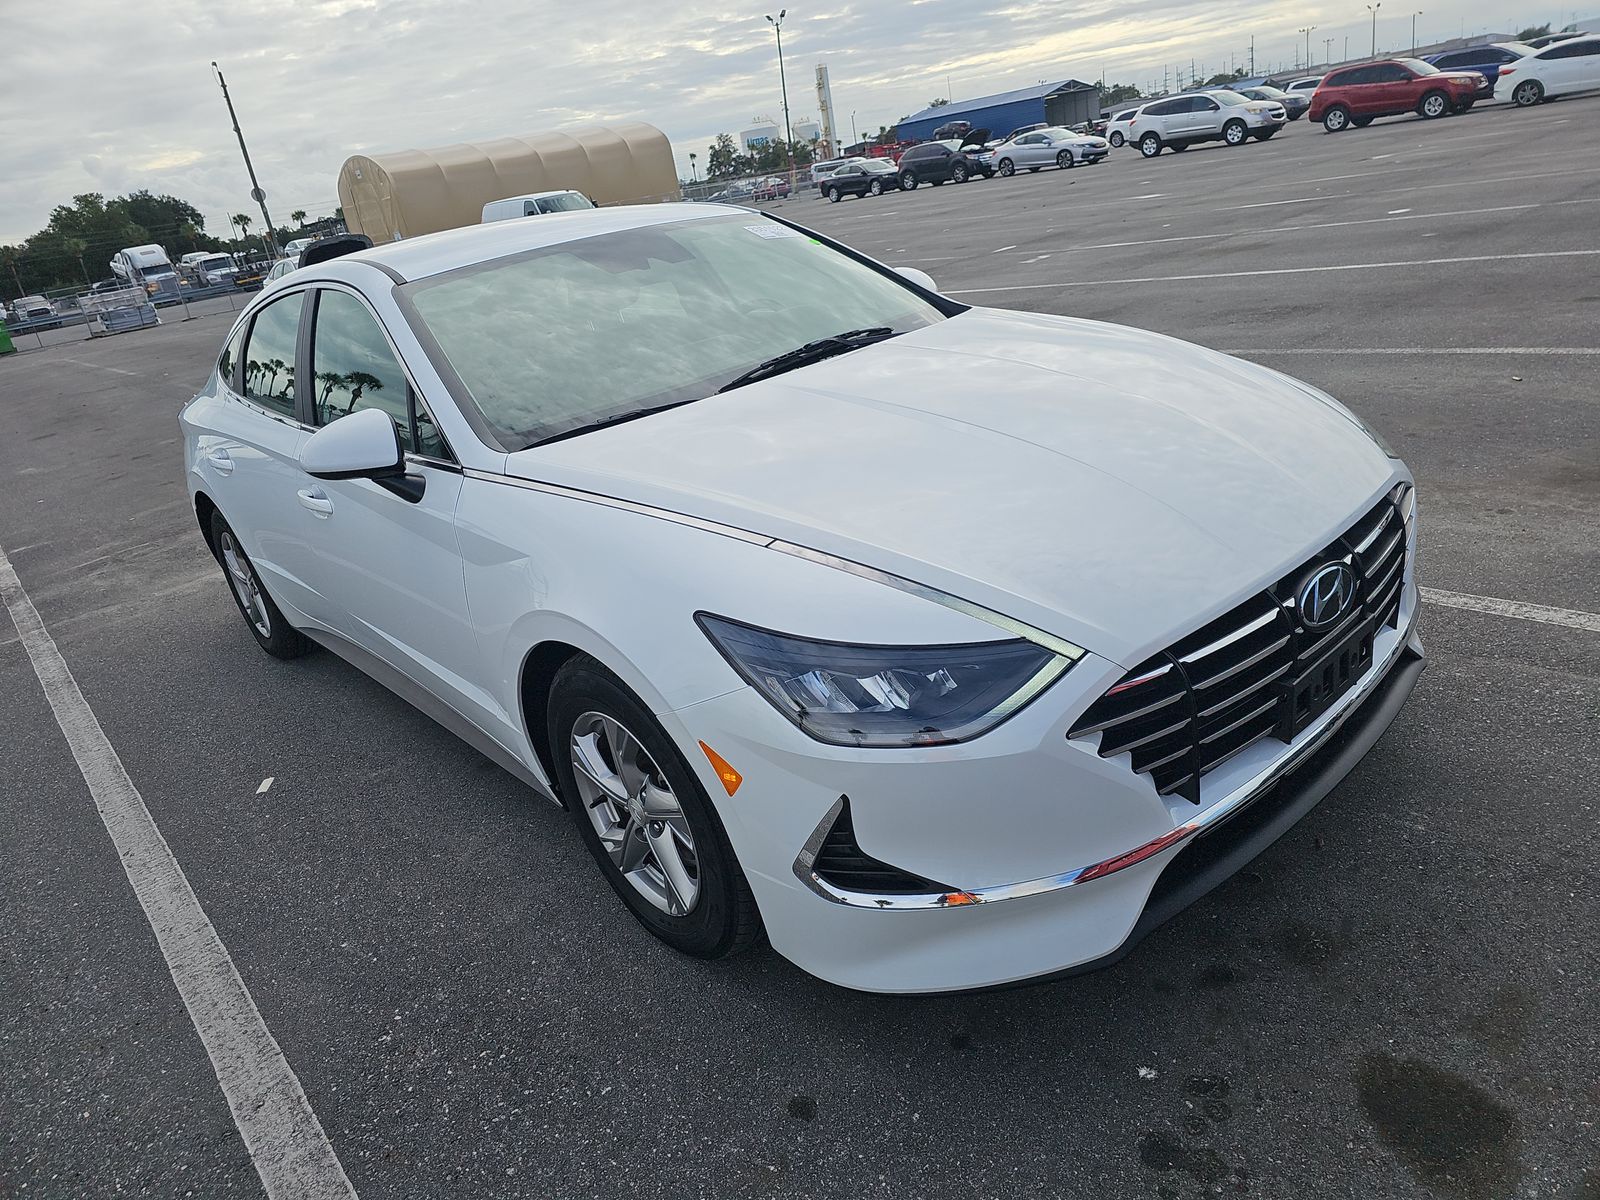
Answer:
697, 614, 1074, 748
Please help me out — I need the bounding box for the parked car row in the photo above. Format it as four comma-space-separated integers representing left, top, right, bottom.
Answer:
814, 125, 1110, 202
1118, 90, 1289, 157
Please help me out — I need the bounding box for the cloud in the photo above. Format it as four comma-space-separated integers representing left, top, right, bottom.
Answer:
1, 0, 1515, 244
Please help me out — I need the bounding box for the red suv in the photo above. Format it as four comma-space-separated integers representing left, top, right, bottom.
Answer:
1310, 58, 1484, 131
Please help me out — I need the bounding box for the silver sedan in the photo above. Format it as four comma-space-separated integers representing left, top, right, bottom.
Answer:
992, 127, 1110, 175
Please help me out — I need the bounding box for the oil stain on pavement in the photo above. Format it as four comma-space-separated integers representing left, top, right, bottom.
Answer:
1355, 1052, 1521, 1199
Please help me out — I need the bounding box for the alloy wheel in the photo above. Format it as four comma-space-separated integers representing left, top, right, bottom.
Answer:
870, 179, 883, 195
1140, 134, 1160, 157
1421, 92, 1448, 118
218, 531, 270, 637
1057, 150, 1072, 168
1514, 80, 1541, 106
998, 158, 1014, 176
1224, 121, 1246, 145
1324, 107, 1349, 132
1109, 131, 1123, 147
569, 712, 701, 916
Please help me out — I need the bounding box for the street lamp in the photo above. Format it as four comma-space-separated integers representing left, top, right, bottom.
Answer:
1365, 2, 1382, 57
765, 11, 794, 149
689, 152, 697, 182
1299, 26, 1318, 69
851, 109, 858, 146
1410, 9, 1423, 53
212, 62, 278, 257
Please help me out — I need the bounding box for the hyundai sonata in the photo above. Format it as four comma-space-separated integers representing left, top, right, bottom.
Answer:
181, 204, 1423, 993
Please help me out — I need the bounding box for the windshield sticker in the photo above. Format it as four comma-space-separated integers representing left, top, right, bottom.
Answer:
746, 224, 806, 239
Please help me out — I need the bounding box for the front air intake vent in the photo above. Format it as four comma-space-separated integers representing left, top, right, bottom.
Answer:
812, 797, 944, 894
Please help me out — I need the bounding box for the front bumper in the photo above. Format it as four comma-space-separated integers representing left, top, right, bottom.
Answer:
672, 583, 1424, 993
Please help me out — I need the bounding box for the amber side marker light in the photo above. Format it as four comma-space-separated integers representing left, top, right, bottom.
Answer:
698, 741, 743, 796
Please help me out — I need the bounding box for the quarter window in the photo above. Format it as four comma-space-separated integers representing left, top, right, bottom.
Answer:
242, 293, 303, 418
218, 323, 245, 389
309, 290, 418, 452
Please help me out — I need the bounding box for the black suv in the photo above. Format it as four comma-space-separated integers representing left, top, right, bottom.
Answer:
897, 131, 993, 189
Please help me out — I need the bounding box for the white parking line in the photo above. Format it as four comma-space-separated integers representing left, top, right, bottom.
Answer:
945, 249, 1600, 292
1422, 588, 1600, 633
0, 545, 356, 1200
61, 357, 138, 377
1223, 195, 1334, 210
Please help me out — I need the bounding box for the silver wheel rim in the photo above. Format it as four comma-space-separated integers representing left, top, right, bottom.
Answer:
570, 712, 700, 916
1424, 95, 1445, 116
1328, 110, 1346, 130
1516, 83, 1537, 105
218, 531, 270, 637
1227, 124, 1244, 143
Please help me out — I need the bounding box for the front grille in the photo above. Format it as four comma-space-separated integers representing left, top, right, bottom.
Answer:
1068, 485, 1411, 804
812, 797, 945, 894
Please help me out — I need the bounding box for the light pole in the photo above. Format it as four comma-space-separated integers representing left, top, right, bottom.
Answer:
212, 62, 277, 258
689, 152, 697, 182
1365, 2, 1381, 57
1299, 25, 1317, 69
851, 110, 858, 146
765, 11, 794, 150
1324, 36, 1335, 63
1410, 10, 1423, 53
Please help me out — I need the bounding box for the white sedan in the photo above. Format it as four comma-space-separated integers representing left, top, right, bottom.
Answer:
1499, 33, 1600, 105
182, 204, 1424, 993
992, 127, 1110, 175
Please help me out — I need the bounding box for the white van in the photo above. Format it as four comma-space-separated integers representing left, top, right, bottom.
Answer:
480, 191, 595, 222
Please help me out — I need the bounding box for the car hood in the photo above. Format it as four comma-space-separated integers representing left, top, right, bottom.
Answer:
507, 309, 1399, 666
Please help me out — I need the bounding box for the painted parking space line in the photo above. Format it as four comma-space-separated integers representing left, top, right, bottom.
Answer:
945, 249, 1600, 292
61, 357, 139, 377
1421, 588, 1600, 633
0, 544, 356, 1200
1226, 347, 1600, 356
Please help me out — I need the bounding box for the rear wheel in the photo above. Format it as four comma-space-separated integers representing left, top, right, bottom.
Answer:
550, 656, 761, 959
1170, 142, 1188, 152
1352, 116, 1374, 127
998, 157, 1015, 176
900, 171, 917, 190
1512, 79, 1543, 106
1139, 132, 1162, 158
1223, 119, 1248, 145
1323, 105, 1352, 132
1109, 130, 1125, 147
209, 512, 312, 660
1252, 129, 1278, 140
1419, 90, 1449, 118
1056, 149, 1073, 168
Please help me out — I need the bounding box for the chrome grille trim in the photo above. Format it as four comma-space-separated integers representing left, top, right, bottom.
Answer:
1068, 484, 1414, 804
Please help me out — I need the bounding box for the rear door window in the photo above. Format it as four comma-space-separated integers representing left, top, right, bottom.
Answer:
242, 292, 304, 418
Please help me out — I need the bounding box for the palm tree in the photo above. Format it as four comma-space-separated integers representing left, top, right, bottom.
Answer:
234, 213, 252, 254
291, 209, 307, 229
342, 371, 384, 414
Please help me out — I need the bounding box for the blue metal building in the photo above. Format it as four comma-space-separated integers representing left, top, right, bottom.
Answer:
897, 80, 1102, 142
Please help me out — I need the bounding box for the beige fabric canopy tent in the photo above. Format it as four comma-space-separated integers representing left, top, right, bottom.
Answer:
337, 123, 680, 242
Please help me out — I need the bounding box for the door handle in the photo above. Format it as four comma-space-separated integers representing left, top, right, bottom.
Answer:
297, 487, 334, 517
206, 448, 235, 475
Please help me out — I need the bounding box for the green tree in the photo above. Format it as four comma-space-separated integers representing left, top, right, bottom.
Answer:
706, 132, 742, 180
1101, 82, 1143, 105
291, 209, 307, 229
1516, 22, 1551, 39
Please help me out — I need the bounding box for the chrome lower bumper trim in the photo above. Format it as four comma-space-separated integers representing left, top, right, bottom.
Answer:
793, 605, 1420, 911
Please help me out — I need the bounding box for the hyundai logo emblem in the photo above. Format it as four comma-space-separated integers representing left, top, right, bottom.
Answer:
1298, 562, 1356, 629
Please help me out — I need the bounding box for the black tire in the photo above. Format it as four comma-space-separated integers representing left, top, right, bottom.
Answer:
1252, 129, 1277, 140
1056, 149, 1073, 168
1419, 89, 1449, 119
1027, 166, 1041, 172
951, 162, 968, 183
869, 179, 884, 195
930, 178, 944, 186
1138, 132, 1162, 158
1512, 79, 1543, 107
1352, 116, 1374, 127
209, 510, 312, 660
1170, 142, 1189, 152
998, 157, 1015, 176
900, 171, 918, 190
1323, 105, 1352, 132
547, 655, 761, 959
1223, 119, 1248, 146
1109, 131, 1124, 147
826, 186, 841, 203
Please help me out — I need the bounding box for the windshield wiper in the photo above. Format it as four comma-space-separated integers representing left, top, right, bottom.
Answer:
717, 327, 896, 393
530, 399, 697, 448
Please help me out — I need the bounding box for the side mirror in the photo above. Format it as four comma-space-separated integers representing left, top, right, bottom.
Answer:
300, 407, 403, 480
895, 266, 938, 293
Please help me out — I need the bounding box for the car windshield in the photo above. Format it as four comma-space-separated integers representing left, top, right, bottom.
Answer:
200, 257, 233, 270
1400, 58, 1440, 74
1254, 85, 1288, 97
535, 194, 593, 214
862, 160, 896, 172
1213, 90, 1250, 106
403, 214, 947, 449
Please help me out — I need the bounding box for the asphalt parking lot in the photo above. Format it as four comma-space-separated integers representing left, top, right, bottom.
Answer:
3, 97, 1597, 1199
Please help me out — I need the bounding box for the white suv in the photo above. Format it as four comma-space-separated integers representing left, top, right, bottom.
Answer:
1128, 90, 1287, 157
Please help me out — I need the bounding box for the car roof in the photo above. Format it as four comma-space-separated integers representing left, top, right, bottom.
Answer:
328, 203, 742, 284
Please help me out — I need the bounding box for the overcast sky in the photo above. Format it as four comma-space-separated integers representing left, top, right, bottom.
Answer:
0, 0, 1557, 245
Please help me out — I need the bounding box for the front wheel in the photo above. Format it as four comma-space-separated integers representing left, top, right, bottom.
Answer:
1056, 149, 1073, 168
549, 655, 761, 959
209, 511, 312, 660
998, 158, 1015, 176
1223, 119, 1248, 146
826, 186, 841, 203
1109, 131, 1124, 147
950, 162, 968, 183
1323, 105, 1352, 132
1419, 90, 1449, 119
1512, 79, 1544, 107
869, 179, 884, 195
1139, 132, 1162, 158
900, 171, 918, 190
